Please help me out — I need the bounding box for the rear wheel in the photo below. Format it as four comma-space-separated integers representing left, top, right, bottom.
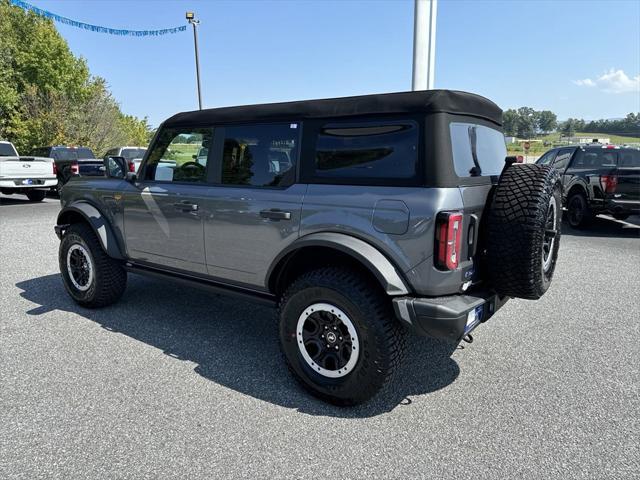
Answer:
279, 267, 405, 405
59, 223, 127, 308
26, 190, 46, 202
486, 164, 562, 300
566, 192, 593, 228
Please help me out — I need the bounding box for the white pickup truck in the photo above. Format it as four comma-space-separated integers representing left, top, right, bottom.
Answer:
0, 141, 57, 201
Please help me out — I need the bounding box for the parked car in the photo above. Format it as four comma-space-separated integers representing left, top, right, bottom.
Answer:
0, 141, 56, 201
29, 146, 104, 193
103, 146, 147, 173
536, 145, 640, 227
54, 90, 562, 405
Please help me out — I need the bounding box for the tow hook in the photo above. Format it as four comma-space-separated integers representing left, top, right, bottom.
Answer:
462, 334, 474, 344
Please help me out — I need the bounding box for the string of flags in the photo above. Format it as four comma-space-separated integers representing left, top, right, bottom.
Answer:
10, 0, 187, 37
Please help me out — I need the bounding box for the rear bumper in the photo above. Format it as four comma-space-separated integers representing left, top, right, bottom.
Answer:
0, 178, 57, 189
392, 290, 510, 342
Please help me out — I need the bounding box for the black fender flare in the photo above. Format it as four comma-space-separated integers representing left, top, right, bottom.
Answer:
56, 202, 125, 260
267, 232, 410, 296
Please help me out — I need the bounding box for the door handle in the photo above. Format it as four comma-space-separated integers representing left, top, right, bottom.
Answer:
174, 201, 198, 212
260, 209, 291, 220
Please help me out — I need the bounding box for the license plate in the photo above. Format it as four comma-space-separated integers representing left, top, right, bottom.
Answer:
465, 304, 484, 330
21, 179, 33, 185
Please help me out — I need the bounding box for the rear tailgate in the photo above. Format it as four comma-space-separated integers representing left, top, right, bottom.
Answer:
77, 158, 105, 176
0, 156, 55, 178
615, 150, 640, 204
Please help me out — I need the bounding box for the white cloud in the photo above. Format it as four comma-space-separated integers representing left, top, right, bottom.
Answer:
573, 69, 640, 94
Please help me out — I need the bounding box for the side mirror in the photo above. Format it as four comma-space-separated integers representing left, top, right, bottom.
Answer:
104, 156, 127, 179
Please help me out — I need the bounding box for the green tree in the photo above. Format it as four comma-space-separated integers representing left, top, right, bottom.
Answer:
561, 119, 577, 138
0, 0, 152, 154
536, 110, 557, 134
502, 109, 518, 136
516, 107, 536, 138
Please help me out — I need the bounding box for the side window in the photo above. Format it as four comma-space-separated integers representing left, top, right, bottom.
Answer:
143, 127, 213, 183
314, 120, 418, 180
221, 123, 298, 187
537, 150, 557, 165
552, 149, 573, 171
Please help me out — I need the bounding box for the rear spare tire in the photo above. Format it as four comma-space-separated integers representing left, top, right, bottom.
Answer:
486, 164, 562, 300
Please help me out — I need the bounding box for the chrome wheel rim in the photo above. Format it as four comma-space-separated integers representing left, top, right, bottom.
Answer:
296, 303, 359, 378
66, 244, 94, 291
542, 196, 557, 272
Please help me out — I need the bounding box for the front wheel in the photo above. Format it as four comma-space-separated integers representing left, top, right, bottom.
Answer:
279, 267, 405, 406
59, 223, 127, 308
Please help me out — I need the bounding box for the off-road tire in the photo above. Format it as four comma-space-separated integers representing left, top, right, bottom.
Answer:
487, 164, 562, 300
59, 223, 127, 308
566, 191, 593, 229
278, 267, 405, 406
26, 190, 46, 202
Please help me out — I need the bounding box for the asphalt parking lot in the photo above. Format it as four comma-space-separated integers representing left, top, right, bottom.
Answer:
1, 193, 639, 479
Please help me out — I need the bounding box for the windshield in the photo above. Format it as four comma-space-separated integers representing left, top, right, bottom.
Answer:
0, 143, 18, 156
121, 148, 146, 160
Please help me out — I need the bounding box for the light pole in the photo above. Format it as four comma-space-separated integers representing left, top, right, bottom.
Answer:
186, 12, 202, 110
412, 0, 437, 90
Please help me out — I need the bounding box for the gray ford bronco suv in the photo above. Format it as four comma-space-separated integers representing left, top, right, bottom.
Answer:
55, 90, 562, 405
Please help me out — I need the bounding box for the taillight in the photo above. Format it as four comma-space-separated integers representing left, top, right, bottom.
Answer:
435, 212, 463, 270
70, 162, 79, 175
600, 174, 618, 193
52, 162, 57, 175
128, 160, 136, 173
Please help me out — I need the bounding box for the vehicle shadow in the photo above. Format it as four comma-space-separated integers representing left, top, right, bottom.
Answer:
15, 273, 460, 418
561, 214, 640, 238
0, 195, 56, 206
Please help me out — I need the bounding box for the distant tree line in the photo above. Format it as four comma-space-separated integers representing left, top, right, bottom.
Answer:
503, 106, 639, 139
0, 0, 153, 155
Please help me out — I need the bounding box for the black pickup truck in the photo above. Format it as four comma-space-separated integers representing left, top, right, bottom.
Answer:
537, 145, 640, 227
29, 146, 104, 193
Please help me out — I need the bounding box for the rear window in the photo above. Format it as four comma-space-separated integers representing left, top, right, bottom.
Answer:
573, 149, 618, 168
619, 150, 640, 168
0, 143, 17, 156
314, 120, 418, 180
450, 123, 507, 177
77, 148, 95, 159
50, 147, 95, 160
121, 148, 146, 160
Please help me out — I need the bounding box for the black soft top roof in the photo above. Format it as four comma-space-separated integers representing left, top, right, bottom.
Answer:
164, 90, 503, 128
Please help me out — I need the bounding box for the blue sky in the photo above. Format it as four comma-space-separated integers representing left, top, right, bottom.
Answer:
26, 0, 640, 127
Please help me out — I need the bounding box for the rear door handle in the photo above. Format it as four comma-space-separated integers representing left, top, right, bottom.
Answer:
174, 201, 198, 212
260, 209, 291, 220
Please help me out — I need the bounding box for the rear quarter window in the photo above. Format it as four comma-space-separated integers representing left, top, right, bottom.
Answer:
450, 122, 507, 177
311, 119, 419, 182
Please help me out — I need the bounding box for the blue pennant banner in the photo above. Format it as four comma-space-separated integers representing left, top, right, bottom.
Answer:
10, 0, 187, 36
